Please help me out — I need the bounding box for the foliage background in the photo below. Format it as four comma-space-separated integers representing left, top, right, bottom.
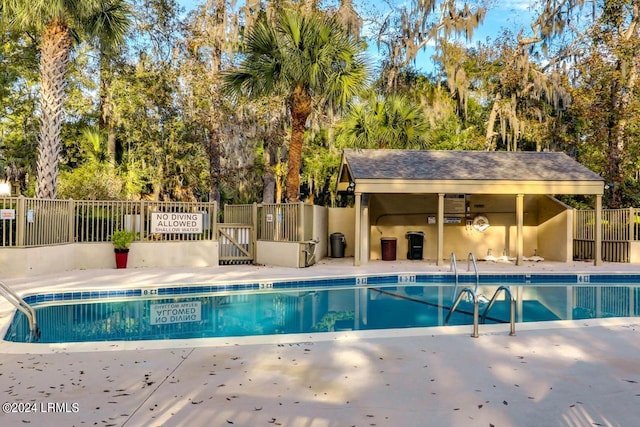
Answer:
1, 0, 639, 208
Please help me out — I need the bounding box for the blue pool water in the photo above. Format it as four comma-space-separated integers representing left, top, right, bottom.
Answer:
5, 273, 640, 343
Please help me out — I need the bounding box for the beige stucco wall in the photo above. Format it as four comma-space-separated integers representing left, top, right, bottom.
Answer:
128, 241, 219, 268
0, 245, 78, 278
538, 208, 573, 262
367, 194, 570, 262
255, 205, 328, 267
630, 242, 640, 263
369, 214, 539, 261
72, 243, 118, 269
369, 194, 435, 260
311, 205, 328, 260
256, 241, 305, 268
441, 218, 538, 261
534, 196, 573, 262
328, 207, 355, 257
0, 241, 219, 279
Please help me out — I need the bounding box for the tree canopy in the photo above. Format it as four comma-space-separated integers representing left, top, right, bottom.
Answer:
1, 0, 131, 198
222, 5, 369, 202
1, 0, 639, 208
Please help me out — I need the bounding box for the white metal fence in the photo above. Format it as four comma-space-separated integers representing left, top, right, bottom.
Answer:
574, 208, 640, 262
223, 202, 313, 242
0, 197, 217, 247
219, 202, 315, 264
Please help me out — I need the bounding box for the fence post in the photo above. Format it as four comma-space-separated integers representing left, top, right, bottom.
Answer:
16, 196, 25, 247
213, 201, 218, 238
139, 200, 145, 242
594, 195, 603, 266
252, 202, 258, 250
298, 202, 304, 242
629, 207, 635, 242
68, 199, 75, 243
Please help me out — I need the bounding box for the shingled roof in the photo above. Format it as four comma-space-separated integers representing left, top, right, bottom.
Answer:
343, 149, 603, 182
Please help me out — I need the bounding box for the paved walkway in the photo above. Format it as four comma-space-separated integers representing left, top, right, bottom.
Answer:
1, 259, 640, 426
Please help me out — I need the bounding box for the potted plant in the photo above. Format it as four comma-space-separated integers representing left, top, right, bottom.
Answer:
112, 230, 135, 269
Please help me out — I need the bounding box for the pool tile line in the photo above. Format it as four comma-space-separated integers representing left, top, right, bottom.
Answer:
17, 272, 640, 306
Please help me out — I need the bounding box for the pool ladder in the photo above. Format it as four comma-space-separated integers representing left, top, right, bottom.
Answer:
450, 252, 479, 302
449, 252, 459, 301
447, 253, 516, 338
467, 252, 479, 287
0, 280, 40, 342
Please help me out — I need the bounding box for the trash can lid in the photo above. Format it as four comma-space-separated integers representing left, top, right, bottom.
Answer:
406, 231, 424, 236
330, 232, 345, 237
381, 237, 397, 240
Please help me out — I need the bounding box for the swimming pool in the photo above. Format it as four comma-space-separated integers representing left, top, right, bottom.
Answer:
5, 273, 640, 343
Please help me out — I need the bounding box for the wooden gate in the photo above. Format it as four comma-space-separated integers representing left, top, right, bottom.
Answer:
218, 224, 254, 265
574, 208, 640, 263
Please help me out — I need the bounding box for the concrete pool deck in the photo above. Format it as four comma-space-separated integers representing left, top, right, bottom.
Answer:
1, 258, 640, 426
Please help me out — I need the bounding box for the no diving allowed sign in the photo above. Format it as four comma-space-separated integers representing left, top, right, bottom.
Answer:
150, 212, 203, 234
150, 301, 201, 325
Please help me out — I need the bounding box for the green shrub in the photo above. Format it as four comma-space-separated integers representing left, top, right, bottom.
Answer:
59, 163, 125, 200
111, 230, 135, 250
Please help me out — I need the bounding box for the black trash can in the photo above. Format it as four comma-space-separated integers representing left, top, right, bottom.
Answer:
381, 237, 397, 261
406, 231, 425, 260
330, 232, 345, 258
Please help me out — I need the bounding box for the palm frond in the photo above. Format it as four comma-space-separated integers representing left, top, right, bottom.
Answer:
84, 0, 131, 49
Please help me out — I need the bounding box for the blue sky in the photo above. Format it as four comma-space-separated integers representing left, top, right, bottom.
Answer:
175, 0, 535, 71
175, 0, 535, 35
479, 0, 534, 35
361, 0, 536, 72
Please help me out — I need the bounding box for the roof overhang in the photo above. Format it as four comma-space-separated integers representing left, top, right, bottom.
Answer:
336, 153, 355, 193
337, 149, 605, 196
350, 179, 604, 195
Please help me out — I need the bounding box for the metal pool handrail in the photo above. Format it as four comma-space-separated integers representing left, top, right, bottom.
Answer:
0, 280, 40, 342
449, 252, 459, 302
449, 252, 458, 277
467, 252, 479, 292
445, 287, 479, 338
481, 286, 516, 336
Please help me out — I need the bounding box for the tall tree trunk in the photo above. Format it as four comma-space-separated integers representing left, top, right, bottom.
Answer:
262, 140, 277, 203
36, 20, 72, 199
606, 57, 638, 207
205, 0, 226, 204
152, 162, 163, 201
99, 83, 117, 163
208, 131, 222, 205
484, 94, 501, 151
603, 5, 639, 207
262, 172, 276, 203
275, 170, 283, 202
286, 85, 313, 202
99, 53, 117, 163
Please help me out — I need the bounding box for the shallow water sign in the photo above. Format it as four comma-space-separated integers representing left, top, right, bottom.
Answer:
151, 212, 203, 234
150, 302, 201, 325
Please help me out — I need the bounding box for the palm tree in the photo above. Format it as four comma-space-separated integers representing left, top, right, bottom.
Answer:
1, 0, 130, 198
223, 7, 368, 202
337, 94, 429, 149
90, 0, 131, 165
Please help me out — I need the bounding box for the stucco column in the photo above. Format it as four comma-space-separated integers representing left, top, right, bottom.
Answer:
354, 192, 362, 266
360, 195, 369, 265
516, 194, 524, 266
566, 209, 574, 262
595, 194, 603, 266
437, 193, 444, 266
16, 196, 25, 247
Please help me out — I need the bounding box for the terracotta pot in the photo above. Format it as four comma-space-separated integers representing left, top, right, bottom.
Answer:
114, 249, 129, 269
